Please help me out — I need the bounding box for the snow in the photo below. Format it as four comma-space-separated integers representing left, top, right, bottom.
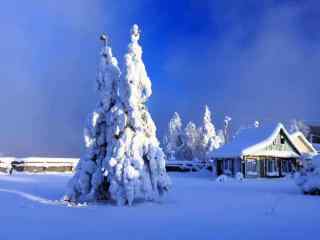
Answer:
247, 171, 259, 176
235, 172, 244, 181
215, 174, 230, 182
212, 123, 299, 158
0, 172, 319, 240
266, 171, 280, 177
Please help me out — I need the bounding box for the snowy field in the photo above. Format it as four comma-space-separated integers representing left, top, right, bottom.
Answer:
0, 172, 319, 240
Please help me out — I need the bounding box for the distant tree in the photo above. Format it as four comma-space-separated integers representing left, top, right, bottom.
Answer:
183, 121, 200, 160
289, 119, 310, 137
164, 107, 226, 162
163, 112, 184, 160
216, 129, 225, 147
198, 105, 219, 161
223, 116, 232, 143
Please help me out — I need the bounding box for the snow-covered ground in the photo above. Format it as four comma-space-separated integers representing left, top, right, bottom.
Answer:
0, 172, 319, 240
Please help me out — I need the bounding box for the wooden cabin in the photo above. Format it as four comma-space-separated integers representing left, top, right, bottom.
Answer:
211, 123, 314, 178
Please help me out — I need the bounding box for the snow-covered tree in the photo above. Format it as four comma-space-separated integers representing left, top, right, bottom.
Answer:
289, 119, 310, 137
198, 105, 219, 160
216, 129, 225, 147
295, 155, 320, 195
163, 112, 184, 160
64, 25, 170, 206
182, 121, 199, 160
223, 116, 232, 143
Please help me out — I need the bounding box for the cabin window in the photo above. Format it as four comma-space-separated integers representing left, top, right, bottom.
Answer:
246, 159, 258, 175
223, 159, 233, 175
266, 159, 278, 176
282, 160, 289, 173
280, 135, 285, 144
282, 160, 292, 173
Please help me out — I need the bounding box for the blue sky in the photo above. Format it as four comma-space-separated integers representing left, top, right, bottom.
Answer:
0, 0, 319, 157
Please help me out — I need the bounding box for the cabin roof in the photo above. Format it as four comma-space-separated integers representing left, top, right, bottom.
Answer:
290, 131, 318, 155
211, 123, 300, 159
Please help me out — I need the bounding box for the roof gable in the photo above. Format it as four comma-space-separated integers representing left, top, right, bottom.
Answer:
212, 123, 301, 158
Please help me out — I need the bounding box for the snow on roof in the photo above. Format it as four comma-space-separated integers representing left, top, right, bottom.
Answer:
0, 157, 17, 163
212, 123, 300, 158
290, 131, 318, 155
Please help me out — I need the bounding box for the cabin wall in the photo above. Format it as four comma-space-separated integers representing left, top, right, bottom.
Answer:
215, 158, 241, 177
234, 158, 242, 175
215, 156, 298, 178
244, 156, 297, 178
244, 157, 261, 178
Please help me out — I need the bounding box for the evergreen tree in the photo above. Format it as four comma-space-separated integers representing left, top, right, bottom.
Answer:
65, 25, 170, 206
289, 119, 310, 137
216, 129, 225, 147
163, 112, 184, 160
183, 121, 199, 160
223, 116, 232, 143
198, 105, 219, 160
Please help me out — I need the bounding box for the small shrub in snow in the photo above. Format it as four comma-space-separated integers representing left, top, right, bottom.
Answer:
236, 172, 244, 182
215, 174, 229, 183
294, 155, 320, 195
215, 173, 243, 183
